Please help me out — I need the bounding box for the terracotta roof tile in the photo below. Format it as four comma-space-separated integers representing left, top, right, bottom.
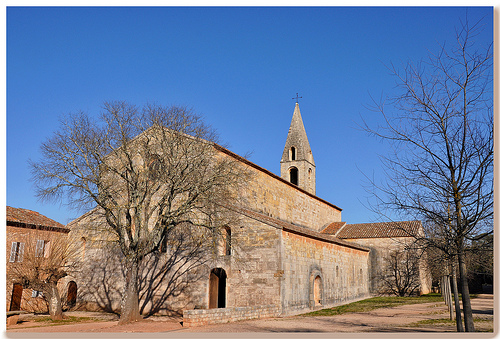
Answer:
6, 206, 66, 229
320, 222, 346, 235
336, 221, 421, 239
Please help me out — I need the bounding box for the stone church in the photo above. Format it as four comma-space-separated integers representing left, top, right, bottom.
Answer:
66, 102, 431, 326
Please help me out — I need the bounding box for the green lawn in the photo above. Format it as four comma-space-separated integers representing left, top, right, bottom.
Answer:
302, 293, 445, 317
408, 317, 493, 332
32, 315, 102, 325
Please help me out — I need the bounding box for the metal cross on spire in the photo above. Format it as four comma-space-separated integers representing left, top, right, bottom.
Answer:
292, 93, 302, 103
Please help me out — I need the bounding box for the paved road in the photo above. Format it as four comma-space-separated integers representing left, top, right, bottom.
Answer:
7, 294, 494, 333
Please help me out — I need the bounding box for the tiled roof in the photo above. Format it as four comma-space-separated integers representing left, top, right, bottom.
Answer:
235, 207, 369, 252
336, 221, 421, 239
320, 222, 346, 235
6, 206, 67, 231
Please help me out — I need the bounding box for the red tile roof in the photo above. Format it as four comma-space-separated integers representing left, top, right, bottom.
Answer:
6, 206, 67, 230
320, 222, 346, 235
336, 221, 421, 239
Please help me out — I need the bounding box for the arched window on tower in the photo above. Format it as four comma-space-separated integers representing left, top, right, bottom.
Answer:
290, 147, 296, 161
289, 167, 298, 186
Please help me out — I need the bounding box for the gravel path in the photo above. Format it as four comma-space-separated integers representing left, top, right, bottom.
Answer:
6, 294, 494, 333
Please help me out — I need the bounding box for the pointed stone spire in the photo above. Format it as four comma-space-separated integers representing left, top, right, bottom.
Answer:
280, 102, 316, 195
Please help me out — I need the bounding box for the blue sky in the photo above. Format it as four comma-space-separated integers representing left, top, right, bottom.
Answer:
6, 6, 494, 225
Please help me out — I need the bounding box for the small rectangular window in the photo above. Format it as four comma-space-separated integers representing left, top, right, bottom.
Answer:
31, 290, 43, 298
9, 242, 18, 262
36, 240, 50, 257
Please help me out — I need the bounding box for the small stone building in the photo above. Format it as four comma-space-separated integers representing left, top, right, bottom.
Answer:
324, 221, 432, 295
6, 206, 75, 314
64, 103, 430, 325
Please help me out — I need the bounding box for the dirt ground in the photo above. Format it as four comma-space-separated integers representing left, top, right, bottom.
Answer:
5, 294, 494, 334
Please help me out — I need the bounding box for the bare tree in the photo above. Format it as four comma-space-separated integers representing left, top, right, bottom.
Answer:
137, 223, 209, 317
363, 18, 493, 332
379, 246, 422, 297
30, 102, 249, 324
8, 231, 79, 320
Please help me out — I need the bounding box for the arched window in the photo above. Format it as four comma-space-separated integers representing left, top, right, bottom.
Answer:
148, 154, 163, 180
289, 167, 298, 185
224, 227, 231, 256
81, 237, 86, 259
290, 147, 296, 161
209, 268, 227, 309
160, 235, 168, 253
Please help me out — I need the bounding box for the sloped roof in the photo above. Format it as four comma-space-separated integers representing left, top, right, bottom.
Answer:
214, 144, 342, 212
235, 207, 369, 252
320, 222, 346, 236
336, 220, 421, 239
6, 206, 68, 232
280, 103, 315, 165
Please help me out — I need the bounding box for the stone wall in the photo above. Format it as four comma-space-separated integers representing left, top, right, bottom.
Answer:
281, 230, 370, 315
346, 237, 431, 295
183, 304, 280, 327
224, 216, 282, 308
215, 146, 342, 232
242, 166, 342, 232
65, 143, 375, 319
67, 209, 283, 314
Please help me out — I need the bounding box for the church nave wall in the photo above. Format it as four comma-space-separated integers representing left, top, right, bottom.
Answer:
280, 230, 369, 316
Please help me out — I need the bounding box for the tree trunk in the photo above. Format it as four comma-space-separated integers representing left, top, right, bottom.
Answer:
47, 283, 64, 320
458, 251, 475, 332
450, 264, 464, 332
119, 257, 142, 324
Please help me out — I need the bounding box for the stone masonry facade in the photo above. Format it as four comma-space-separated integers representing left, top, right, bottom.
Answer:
15, 103, 431, 327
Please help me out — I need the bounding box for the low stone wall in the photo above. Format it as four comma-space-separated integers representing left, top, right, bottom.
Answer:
182, 304, 280, 327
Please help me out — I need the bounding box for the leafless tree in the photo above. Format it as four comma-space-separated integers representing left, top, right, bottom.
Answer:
30, 102, 249, 324
379, 246, 422, 297
363, 18, 493, 332
8, 231, 80, 320
465, 233, 493, 289
137, 223, 209, 317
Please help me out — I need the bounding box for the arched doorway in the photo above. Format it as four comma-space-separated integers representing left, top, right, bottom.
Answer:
209, 268, 227, 309
309, 270, 323, 308
10, 283, 23, 311
67, 281, 77, 308
314, 276, 322, 306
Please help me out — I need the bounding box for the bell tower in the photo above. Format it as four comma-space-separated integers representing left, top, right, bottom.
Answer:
280, 101, 316, 195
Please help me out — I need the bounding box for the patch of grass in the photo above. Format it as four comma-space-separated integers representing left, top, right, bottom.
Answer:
302, 293, 444, 317
408, 317, 493, 332
33, 315, 99, 325
411, 318, 456, 326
